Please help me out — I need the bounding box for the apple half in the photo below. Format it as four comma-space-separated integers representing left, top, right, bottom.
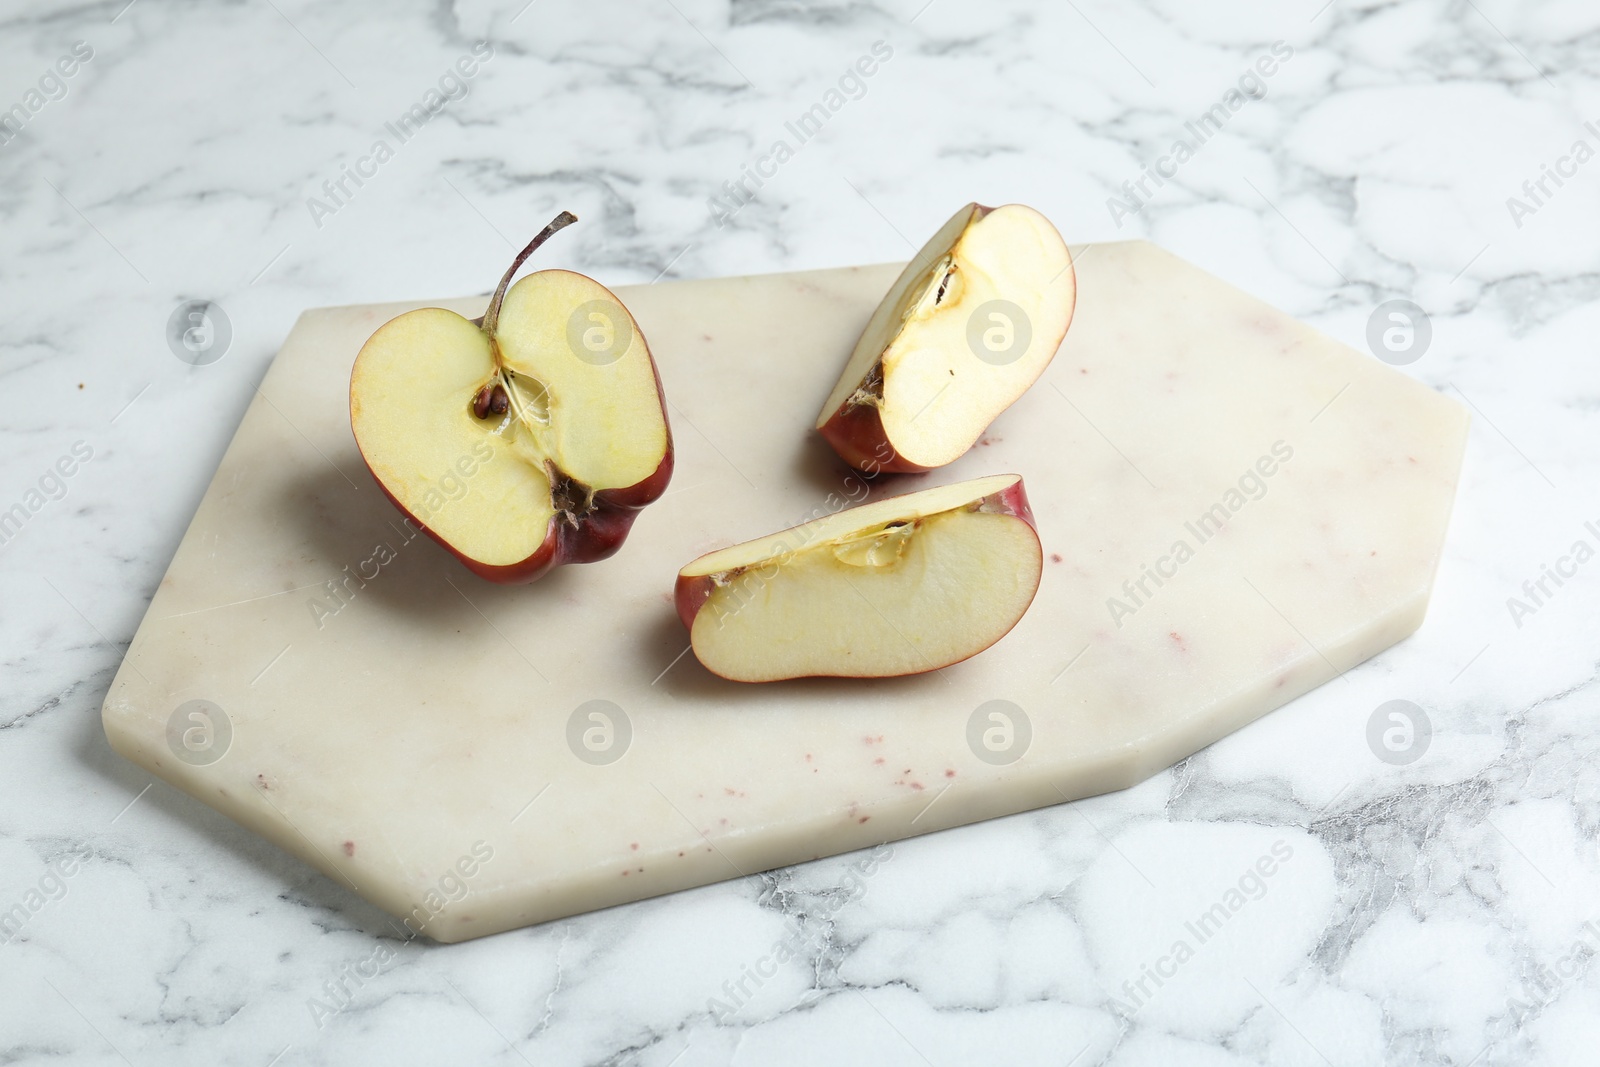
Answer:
350, 213, 672, 583
675, 474, 1042, 682
816, 203, 1075, 473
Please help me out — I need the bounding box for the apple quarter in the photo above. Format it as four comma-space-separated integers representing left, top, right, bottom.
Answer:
676, 474, 1042, 683
817, 202, 1076, 473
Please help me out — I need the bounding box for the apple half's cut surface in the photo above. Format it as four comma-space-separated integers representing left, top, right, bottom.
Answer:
816, 202, 1075, 473
350, 214, 672, 583
676, 474, 1042, 683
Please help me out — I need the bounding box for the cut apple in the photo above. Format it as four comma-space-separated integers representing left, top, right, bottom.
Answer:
675, 474, 1042, 682
350, 213, 672, 583
817, 203, 1075, 473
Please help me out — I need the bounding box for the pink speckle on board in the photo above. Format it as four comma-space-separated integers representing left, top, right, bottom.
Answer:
343, 841, 355, 857
910, 782, 924, 791
1051, 553, 1063, 563
859, 816, 870, 823
945, 769, 956, 778
864, 734, 884, 745
630, 842, 639, 851
873, 757, 885, 765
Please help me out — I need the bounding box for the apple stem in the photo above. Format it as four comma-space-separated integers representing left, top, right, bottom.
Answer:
481, 210, 579, 338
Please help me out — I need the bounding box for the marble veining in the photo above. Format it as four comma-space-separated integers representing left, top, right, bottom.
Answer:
1, 0, 1596, 1064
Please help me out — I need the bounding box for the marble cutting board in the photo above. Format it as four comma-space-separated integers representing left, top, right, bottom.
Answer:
101, 241, 1468, 942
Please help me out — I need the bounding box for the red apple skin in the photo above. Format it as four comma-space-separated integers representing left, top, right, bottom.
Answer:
674, 564, 714, 631
816, 403, 931, 475
673, 475, 1041, 676
353, 330, 675, 586
978, 477, 1036, 534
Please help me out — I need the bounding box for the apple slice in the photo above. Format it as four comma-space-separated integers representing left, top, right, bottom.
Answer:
816, 203, 1075, 473
350, 212, 672, 584
675, 474, 1041, 682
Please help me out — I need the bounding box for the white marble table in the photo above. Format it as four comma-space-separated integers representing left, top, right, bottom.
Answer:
1, 1, 1593, 1064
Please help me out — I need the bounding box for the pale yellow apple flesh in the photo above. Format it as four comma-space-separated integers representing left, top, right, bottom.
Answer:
816, 203, 1075, 472
350, 269, 670, 575
676, 474, 1042, 682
